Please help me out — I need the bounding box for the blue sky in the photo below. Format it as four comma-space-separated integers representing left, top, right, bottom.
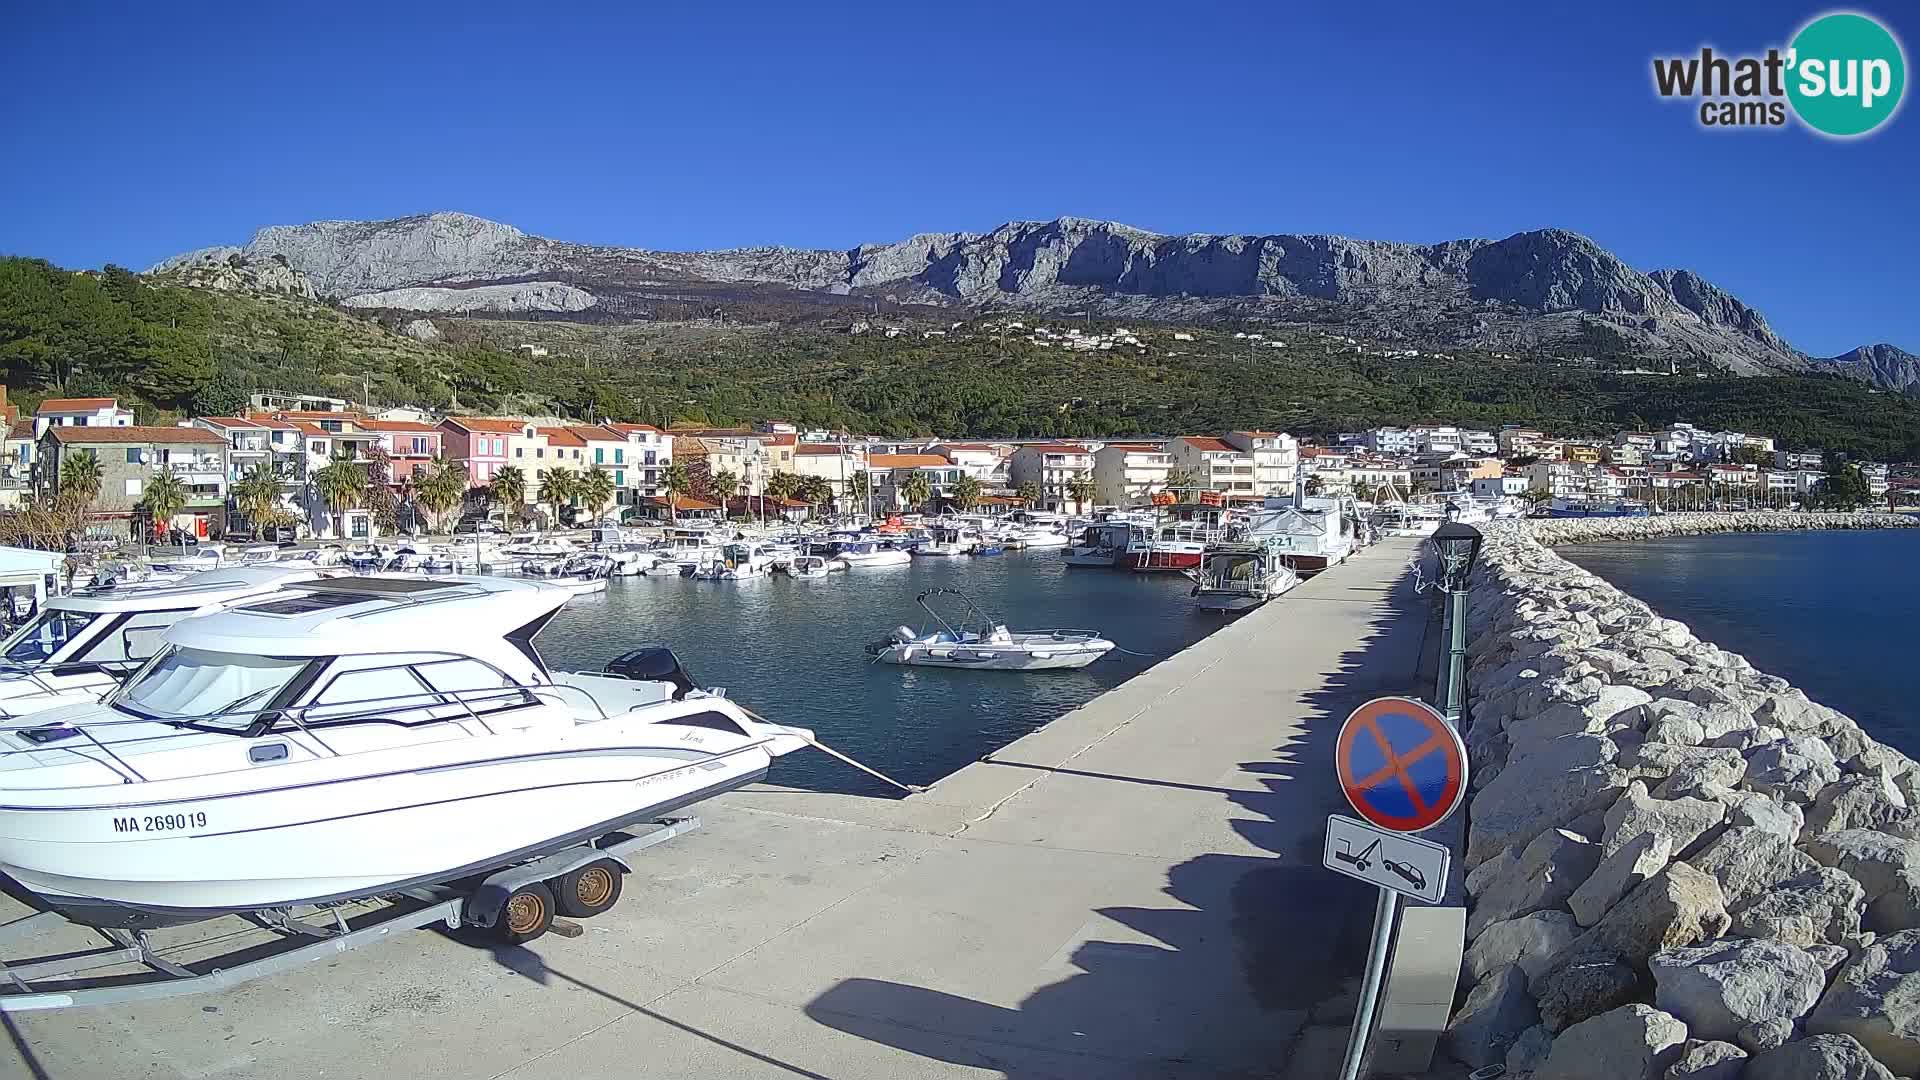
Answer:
2, 1, 1914, 356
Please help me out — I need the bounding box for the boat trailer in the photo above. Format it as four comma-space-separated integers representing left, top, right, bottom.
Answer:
0, 815, 701, 1012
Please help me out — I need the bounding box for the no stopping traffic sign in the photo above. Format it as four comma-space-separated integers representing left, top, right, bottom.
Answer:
1334, 696, 1467, 833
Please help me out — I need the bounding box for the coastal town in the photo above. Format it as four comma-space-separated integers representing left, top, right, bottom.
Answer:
0, 383, 1906, 546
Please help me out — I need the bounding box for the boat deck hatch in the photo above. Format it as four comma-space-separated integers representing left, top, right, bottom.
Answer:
301, 577, 466, 597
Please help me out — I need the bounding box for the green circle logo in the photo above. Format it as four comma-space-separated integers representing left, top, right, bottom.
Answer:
1787, 12, 1906, 136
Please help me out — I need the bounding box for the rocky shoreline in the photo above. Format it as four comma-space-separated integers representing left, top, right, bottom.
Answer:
1442, 518, 1920, 1079
1526, 510, 1917, 547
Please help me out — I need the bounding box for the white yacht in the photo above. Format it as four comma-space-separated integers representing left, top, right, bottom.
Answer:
914, 524, 980, 557
865, 588, 1114, 671
0, 576, 814, 928
0, 566, 334, 723
783, 555, 834, 578
1191, 542, 1300, 613
694, 543, 777, 579
831, 539, 912, 568
1373, 503, 1444, 538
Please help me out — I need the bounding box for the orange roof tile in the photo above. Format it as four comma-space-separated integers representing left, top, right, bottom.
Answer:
361, 419, 441, 433
868, 453, 950, 469
1179, 436, 1236, 452
645, 495, 721, 510
196, 416, 262, 429
767, 432, 797, 446
537, 427, 588, 447
1021, 443, 1091, 454
603, 422, 662, 435
48, 425, 224, 446
36, 397, 119, 413
796, 443, 854, 456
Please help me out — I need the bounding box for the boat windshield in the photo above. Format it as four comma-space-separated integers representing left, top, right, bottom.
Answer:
115, 647, 312, 731
1, 610, 99, 664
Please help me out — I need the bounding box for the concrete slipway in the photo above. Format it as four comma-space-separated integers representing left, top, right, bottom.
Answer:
1, 539, 1434, 1080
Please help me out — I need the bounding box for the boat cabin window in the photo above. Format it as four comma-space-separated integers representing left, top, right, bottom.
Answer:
116, 648, 312, 731
662, 710, 747, 735
84, 611, 181, 665
2, 610, 100, 664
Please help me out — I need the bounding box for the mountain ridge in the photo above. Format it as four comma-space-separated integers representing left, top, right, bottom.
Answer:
155, 212, 1843, 377
1821, 343, 1920, 393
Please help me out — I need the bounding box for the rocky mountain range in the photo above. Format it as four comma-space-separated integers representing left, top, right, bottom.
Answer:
1821, 343, 1920, 393
152, 212, 1908, 384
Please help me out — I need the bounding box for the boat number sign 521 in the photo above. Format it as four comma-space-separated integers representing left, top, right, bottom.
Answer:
112, 811, 209, 834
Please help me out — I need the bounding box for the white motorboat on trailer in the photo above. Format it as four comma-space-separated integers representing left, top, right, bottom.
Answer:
0, 576, 815, 929
0, 565, 337, 724
865, 588, 1115, 671
1190, 542, 1300, 613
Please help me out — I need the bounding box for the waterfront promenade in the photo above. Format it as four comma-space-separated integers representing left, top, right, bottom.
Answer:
2, 540, 1429, 1080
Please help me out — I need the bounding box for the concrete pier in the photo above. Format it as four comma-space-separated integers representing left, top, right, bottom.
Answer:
2, 540, 1431, 1080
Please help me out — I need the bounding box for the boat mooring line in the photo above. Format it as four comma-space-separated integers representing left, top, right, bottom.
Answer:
736, 705, 928, 794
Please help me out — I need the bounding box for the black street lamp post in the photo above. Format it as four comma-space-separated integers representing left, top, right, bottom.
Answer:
1430, 521, 1484, 724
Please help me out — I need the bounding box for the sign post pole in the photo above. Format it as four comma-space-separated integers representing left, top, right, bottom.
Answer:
1338, 887, 1400, 1080
1328, 695, 1469, 1080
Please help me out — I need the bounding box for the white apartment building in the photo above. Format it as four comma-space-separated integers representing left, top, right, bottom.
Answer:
1525, 460, 1586, 498
1460, 429, 1498, 455
1363, 427, 1417, 455
1091, 442, 1173, 505
1775, 449, 1825, 471
1222, 430, 1299, 496
931, 442, 1012, 487
34, 396, 135, 438
793, 442, 868, 501
1412, 426, 1465, 455
1471, 475, 1529, 498
1164, 437, 1256, 498
1497, 428, 1553, 458
1008, 443, 1095, 510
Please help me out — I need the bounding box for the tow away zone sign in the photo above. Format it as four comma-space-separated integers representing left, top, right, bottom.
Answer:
1322, 814, 1450, 904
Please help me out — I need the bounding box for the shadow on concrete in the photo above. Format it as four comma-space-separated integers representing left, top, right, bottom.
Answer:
802, 573, 1435, 1078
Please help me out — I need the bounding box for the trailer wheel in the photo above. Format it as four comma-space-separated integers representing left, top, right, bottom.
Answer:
497, 881, 555, 944
555, 859, 624, 918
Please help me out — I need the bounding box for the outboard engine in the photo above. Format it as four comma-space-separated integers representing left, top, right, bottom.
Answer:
603, 646, 698, 700
863, 626, 916, 656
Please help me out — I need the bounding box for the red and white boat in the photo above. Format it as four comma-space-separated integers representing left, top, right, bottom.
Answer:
1129, 506, 1233, 573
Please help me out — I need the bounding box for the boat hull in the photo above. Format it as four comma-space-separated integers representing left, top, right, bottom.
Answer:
878, 644, 1109, 671
1130, 549, 1204, 572
1195, 591, 1271, 613
0, 739, 778, 928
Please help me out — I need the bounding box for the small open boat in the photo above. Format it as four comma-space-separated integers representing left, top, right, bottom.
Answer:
864, 588, 1114, 671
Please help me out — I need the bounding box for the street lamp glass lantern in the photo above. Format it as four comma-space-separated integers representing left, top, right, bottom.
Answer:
1430, 521, 1483, 592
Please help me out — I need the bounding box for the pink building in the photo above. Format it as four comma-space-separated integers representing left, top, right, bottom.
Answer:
439, 417, 518, 486
364, 420, 444, 485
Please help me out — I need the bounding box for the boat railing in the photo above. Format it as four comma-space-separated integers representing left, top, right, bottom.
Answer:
0, 676, 656, 782
0, 658, 147, 701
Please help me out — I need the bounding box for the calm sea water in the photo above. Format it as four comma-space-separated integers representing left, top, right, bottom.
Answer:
1560, 529, 1920, 755
532, 552, 1220, 796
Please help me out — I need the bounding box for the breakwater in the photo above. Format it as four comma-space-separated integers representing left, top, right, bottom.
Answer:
1443, 519, 1920, 1078
1524, 510, 1916, 546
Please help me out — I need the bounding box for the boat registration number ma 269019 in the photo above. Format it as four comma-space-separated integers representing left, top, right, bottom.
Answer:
112, 811, 209, 834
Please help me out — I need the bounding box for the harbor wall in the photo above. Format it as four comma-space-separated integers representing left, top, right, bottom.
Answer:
1440, 519, 1920, 1078
1524, 509, 1917, 546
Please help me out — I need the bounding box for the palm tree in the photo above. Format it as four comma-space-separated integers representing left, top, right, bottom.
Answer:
661, 462, 692, 523
899, 472, 932, 512
536, 469, 578, 526
711, 469, 740, 513
1305, 475, 1324, 496
577, 466, 615, 524
140, 470, 188, 548
489, 465, 528, 524
1017, 481, 1042, 508
1066, 474, 1098, 513
950, 474, 982, 511
1162, 467, 1199, 501
312, 452, 368, 539
798, 475, 832, 518
231, 460, 283, 533
414, 457, 468, 535
59, 450, 103, 511
765, 471, 802, 502
846, 470, 873, 513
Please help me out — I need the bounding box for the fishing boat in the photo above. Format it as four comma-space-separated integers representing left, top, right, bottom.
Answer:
1190, 542, 1300, 613
1545, 497, 1652, 519
0, 576, 815, 928
1065, 521, 1140, 568
1236, 498, 1355, 575
864, 588, 1115, 671
1373, 503, 1444, 538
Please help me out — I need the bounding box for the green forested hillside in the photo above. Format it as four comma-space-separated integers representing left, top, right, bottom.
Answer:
2, 255, 1918, 460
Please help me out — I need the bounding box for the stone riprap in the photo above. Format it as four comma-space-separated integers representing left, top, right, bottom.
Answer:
1526, 510, 1916, 547
1441, 519, 1920, 1077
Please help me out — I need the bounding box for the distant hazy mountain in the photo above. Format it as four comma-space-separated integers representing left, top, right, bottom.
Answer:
155, 211, 1823, 374
1819, 343, 1920, 392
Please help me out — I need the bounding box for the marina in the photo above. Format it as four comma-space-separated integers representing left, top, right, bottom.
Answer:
0, 539, 1428, 1079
